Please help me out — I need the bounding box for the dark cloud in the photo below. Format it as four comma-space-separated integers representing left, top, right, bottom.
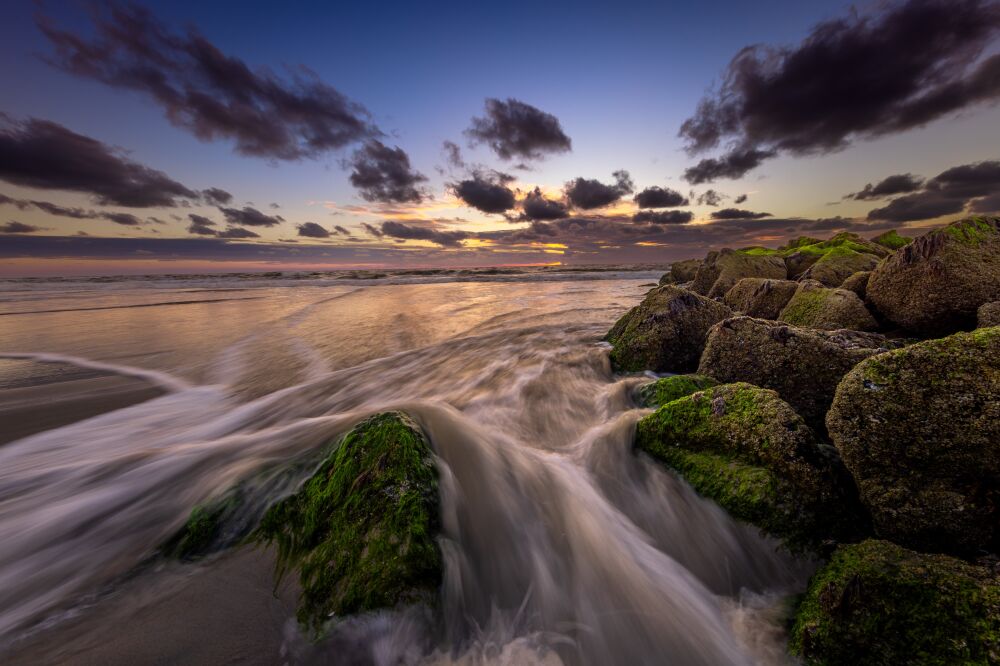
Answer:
520, 187, 569, 221
0, 221, 41, 233
632, 210, 694, 224
219, 206, 284, 227
218, 227, 259, 239
39, 2, 377, 160
187, 213, 217, 236
380, 221, 468, 247
269, 203, 280, 209
849, 173, 925, 200
0, 118, 199, 206
442, 140, 465, 168
24, 200, 98, 219
333, 225, 351, 235
866, 190, 964, 222
970, 191, 1000, 213
680, 0, 1000, 181
297, 221, 331, 238
201, 187, 233, 205
348, 141, 427, 204
565, 171, 634, 209
866, 159, 1000, 221
465, 98, 572, 161
634, 186, 688, 208
930, 160, 1000, 198
734, 194, 748, 204
104, 212, 143, 226
696, 189, 725, 206
683, 147, 776, 184
710, 208, 772, 220
452, 171, 516, 214
361, 222, 384, 238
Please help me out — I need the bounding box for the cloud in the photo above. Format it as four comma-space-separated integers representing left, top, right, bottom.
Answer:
219, 206, 284, 227
218, 227, 259, 239
565, 170, 634, 209
632, 210, 694, 224
0, 118, 199, 206
680, 0, 1000, 181
520, 187, 570, 221
849, 173, 925, 200
866, 191, 965, 221
696, 189, 725, 206
104, 212, 143, 226
451, 171, 516, 213
683, 147, 776, 184
970, 191, 1000, 213
734, 194, 748, 204
634, 186, 688, 208
0, 221, 41, 233
348, 141, 427, 203
333, 225, 351, 235
710, 208, 772, 220
187, 213, 217, 235
39, 2, 377, 160
442, 140, 465, 168
297, 221, 331, 238
380, 220, 468, 247
201, 187, 232, 205
866, 159, 1000, 221
465, 98, 572, 160
361, 222, 384, 238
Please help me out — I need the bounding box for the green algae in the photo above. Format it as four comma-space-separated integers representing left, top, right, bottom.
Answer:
872, 229, 911, 250
637, 374, 719, 407
778, 289, 826, 326
939, 216, 999, 246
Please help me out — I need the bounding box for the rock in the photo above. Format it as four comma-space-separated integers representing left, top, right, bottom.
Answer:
723, 278, 798, 319
779, 280, 878, 331
867, 216, 1000, 336
698, 316, 893, 431
255, 411, 442, 633
635, 383, 864, 551
605, 286, 733, 373
981, 301, 1000, 328
690, 249, 787, 297
871, 229, 912, 250
657, 273, 673, 286
784, 250, 821, 279
826, 327, 1000, 556
839, 271, 871, 299
790, 539, 1000, 665
636, 373, 719, 407
669, 258, 701, 283
800, 247, 880, 287
782, 236, 824, 251
690, 250, 722, 295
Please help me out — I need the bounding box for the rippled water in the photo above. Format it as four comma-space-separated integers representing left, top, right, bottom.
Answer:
0, 272, 811, 664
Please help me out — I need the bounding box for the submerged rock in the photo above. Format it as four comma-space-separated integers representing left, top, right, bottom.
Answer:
698, 316, 892, 431
979, 301, 1000, 329
635, 383, 863, 551
778, 280, 878, 331
838, 271, 871, 299
827, 327, 1000, 556
791, 539, 1000, 665
871, 229, 912, 250
867, 216, 1000, 336
636, 373, 719, 408
723, 278, 798, 320
605, 285, 732, 373
255, 411, 442, 634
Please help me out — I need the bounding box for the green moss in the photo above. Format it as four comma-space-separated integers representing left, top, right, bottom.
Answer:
738, 246, 783, 256
778, 290, 826, 326
790, 540, 1000, 665
637, 374, 719, 407
872, 230, 911, 250
163, 504, 222, 559
254, 411, 442, 635
782, 236, 824, 251
939, 216, 999, 246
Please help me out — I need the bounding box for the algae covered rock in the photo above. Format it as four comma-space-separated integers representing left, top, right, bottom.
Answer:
779, 280, 878, 331
867, 216, 1000, 336
826, 327, 1000, 556
605, 285, 732, 373
636, 373, 718, 408
668, 258, 701, 284
255, 411, 442, 633
791, 539, 1000, 665
707, 249, 787, 298
723, 278, 798, 319
838, 271, 871, 299
635, 383, 862, 551
979, 301, 1000, 328
871, 229, 911, 250
698, 316, 892, 430
800, 247, 880, 287
690, 250, 722, 295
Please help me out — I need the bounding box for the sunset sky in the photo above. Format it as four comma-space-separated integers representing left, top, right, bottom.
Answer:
2, 0, 1000, 275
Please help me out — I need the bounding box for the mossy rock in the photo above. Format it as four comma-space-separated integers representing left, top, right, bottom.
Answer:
690, 250, 722, 295
707, 249, 787, 298
255, 411, 442, 635
867, 216, 1000, 336
871, 229, 912, 250
838, 271, 871, 299
779, 280, 878, 332
698, 316, 894, 432
605, 285, 732, 373
636, 373, 719, 407
827, 327, 1000, 556
635, 383, 865, 552
668, 258, 701, 284
979, 301, 1000, 329
781, 236, 824, 251
723, 278, 798, 320
790, 539, 1000, 665
800, 247, 880, 288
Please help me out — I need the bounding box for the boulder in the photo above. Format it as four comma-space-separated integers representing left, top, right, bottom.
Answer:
783, 250, 821, 279
636, 373, 718, 408
981, 301, 1000, 328
255, 411, 442, 633
871, 229, 912, 250
635, 383, 864, 551
605, 286, 732, 373
778, 280, 878, 331
690, 250, 722, 295
800, 247, 880, 287
669, 258, 701, 283
698, 316, 893, 431
839, 270, 871, 299
723, 278, 798, 319
867, 216, 1000, 336
690, 249, 787, 297
826, 327, 1000, 556
791, 540, 1000, 665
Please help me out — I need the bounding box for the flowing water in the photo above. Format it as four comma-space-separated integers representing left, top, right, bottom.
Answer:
0, 270, 811, 665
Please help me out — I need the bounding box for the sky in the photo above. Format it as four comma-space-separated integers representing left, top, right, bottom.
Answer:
1, 0, 1000, 276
